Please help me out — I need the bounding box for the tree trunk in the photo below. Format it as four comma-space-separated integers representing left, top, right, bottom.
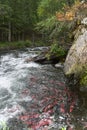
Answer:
18, 33, 21, 41
8, 21, 11, 42
1, 32, 4, 41
22, 32, 24, 41
32, 33, 35, 45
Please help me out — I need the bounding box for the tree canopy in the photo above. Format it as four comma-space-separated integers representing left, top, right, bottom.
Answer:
0, 0, 83, 42
0, 0, 39, 41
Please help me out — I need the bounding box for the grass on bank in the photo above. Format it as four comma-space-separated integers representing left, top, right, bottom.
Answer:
0, 40, 49, 51
0, 40, 31, 51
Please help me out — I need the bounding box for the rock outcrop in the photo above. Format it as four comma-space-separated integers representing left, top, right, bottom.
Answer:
64, 16, 87, 90
64, 18, 87, 75
64, 1, 87, 90
64, 1, 87, 77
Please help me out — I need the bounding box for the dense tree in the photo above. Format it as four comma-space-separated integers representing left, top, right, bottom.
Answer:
0, 0, 83, 43
0, 0, 39, 41
0, 2, 12, 41
36, 0, 80, 44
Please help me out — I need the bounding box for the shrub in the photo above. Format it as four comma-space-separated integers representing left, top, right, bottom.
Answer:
46, 43, 66, 60
50, 43, 66, 57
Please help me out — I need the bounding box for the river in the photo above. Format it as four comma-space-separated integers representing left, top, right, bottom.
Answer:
0, 47, 87, 130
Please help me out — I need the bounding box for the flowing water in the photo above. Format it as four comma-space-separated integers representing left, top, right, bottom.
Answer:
0, 47, 87, 130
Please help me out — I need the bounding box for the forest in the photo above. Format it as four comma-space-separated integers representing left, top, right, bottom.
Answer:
0, 0, 80, 43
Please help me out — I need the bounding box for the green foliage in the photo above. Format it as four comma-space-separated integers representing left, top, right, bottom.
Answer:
46, 43, 66, 60
35, 41, 49, 46
0, 0, 82, 44
80, 69, 87, 86
37, 0, 51, 18
36, 15, 71, 42
36, 0, 81, 47
0, 40, 49, 50
0, 121, 9, 130
0, 40, 32, 50
37, 0, 75, 19
50, 43, 66, 56
37, 0, 68, 40
36, 16, 57, 33
0, 0, 40, 41
36, 0, 77, 43
61, 126, 66, 130
0, 3, 12, 18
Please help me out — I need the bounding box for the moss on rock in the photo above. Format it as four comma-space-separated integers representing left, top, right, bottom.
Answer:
80, 68, 87, 86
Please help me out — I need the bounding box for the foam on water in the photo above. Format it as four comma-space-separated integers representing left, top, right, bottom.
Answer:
0, 103, 25, 122
15, 61, 39, 70
0, 77, 11, 89
0, 50, 40, 122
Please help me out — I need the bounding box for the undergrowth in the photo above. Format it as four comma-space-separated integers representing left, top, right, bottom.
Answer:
46, 43, 66, 60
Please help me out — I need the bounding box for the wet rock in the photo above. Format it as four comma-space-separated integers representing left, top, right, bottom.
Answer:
30, 46, 49, 52
25, 46, 66, 64
27, 51, 60, 64
80, 86, 87, 92
33, 53, 47, 63
24, 57, 34, 62
81, 17, 87, 25
55, 63, 64, 69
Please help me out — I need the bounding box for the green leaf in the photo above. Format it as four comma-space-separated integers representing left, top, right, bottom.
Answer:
61, 127, 66, 130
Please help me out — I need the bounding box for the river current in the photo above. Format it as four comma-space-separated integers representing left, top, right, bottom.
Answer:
0, 47, 87, 130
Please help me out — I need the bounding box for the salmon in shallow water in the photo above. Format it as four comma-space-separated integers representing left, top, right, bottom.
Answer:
31, 118, 52, 130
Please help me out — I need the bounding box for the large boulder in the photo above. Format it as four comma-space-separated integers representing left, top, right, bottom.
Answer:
64, 18, 87, 75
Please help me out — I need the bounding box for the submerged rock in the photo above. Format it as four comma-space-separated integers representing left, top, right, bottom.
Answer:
55, 63, 64, 69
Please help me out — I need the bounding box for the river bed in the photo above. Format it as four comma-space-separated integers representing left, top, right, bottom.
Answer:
0, 47, 87, 130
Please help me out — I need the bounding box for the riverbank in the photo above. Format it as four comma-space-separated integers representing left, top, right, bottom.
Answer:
0, 40, 50, 52
0, 41, 31, 51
